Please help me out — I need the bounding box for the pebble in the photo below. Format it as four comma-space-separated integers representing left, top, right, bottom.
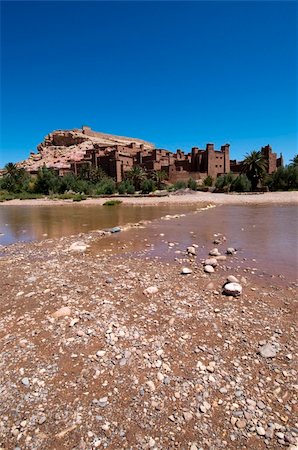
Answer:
259, 342, 279, 358
227, 275, 239, 283
204, 265, 215, 274
256, 426, 266, 436
204, 258, 218, 267
181, 267, 192, 275
52, 306, 72, 319
223, 282, 242, 297
21, 377, 30, 387
187, 246, 196, 256
143, 286, 158, 295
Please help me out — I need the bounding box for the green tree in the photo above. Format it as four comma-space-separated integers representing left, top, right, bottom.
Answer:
289, 155, 298, 167
34, 166, 61, 194
1, 163, 31, 192
152, 170, 168, 189
265, 165, 298, 191
241, 150, 267, 191
125, 166, 146, 191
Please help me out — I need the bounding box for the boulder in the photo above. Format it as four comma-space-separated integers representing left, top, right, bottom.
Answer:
223, 282, 242, 296
226, 247, 236, 255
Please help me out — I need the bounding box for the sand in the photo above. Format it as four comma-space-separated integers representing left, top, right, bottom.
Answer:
1, 191, 297, 207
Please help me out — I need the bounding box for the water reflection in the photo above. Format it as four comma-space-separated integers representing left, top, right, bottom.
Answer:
0, 204, 197, 246
91, 204, 298, 281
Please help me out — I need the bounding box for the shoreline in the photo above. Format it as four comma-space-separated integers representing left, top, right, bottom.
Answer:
0, 191, 297, 206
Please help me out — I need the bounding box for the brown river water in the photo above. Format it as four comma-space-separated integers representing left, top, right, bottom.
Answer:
0, 203, 297, 281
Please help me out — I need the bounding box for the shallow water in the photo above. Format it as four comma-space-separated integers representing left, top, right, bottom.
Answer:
0, 203, 297, 281
0, 203, 197, 246
91, 204, 298, 281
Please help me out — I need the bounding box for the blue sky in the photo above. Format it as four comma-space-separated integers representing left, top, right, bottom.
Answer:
0, 1, 297, 167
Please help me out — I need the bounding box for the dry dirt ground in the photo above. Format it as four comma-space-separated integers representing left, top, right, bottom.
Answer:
0, 216, 297, 450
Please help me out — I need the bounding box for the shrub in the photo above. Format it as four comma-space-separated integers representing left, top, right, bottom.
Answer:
265, 166, 298, 191
215, 173, 234, 191
34, 167, 61, 194
125, 182, 135, 194
173, 181, 187, 190
103, 200, 122, 206
72, 193, 87, 202
117, 182, 127, 194
203, 175, 213, 187
188, 178, 197, 190
141, 178, 156, 194
230, 174, 251, 192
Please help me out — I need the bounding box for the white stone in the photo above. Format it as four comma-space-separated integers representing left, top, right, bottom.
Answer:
259, 342, 279, 358
204, 265, 215, 274
69, 241, 88, 252
223, 282, 242, 296
209, 248, 220, 256
52, 306, 72, 318
181, 267, 192, 275
143, 286, 158, 295
227, 275, 239, 283
187, 246, 196, 256
204, 258, 218, 267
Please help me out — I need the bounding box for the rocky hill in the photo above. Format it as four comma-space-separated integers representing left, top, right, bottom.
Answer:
17, 127, 155, 173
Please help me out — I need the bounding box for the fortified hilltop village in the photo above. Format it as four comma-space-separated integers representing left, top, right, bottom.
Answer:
14, 126, 283, 183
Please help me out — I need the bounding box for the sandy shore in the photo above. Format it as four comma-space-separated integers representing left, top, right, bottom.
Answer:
1, 191, 297, 207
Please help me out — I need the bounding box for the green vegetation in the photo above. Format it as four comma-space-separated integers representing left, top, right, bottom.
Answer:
203, 175, 213, 187
141, 178, 156, 194
241, 150, 267, 191
215, 173, 251, 192
187, 178, 197, 190
103, 200, 123, 206
125, 166, 146, 191
265, 165, 298, 191
1, 156, 297, 202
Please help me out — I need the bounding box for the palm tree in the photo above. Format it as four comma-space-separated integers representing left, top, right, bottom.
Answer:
125, 166, 147, 191
289, 155, 298, 167
241, 151, 267, 191
152, 170, 168, 189
4, 162, 18, 177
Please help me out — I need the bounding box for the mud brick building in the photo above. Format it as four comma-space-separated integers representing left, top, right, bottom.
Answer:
18, 127, 283, 183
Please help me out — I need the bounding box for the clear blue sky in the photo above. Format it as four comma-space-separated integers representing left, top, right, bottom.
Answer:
0, 1, 297, 168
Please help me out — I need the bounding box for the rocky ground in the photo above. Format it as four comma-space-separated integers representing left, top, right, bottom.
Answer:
0, 218, 297, 450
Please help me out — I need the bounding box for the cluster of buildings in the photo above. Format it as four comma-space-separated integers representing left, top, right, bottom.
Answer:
69, 127, 283, 183
15, 126, 283, 183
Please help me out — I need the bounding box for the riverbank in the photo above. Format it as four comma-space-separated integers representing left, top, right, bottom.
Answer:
1, 191, 297, 206
0, 210, 297, 450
